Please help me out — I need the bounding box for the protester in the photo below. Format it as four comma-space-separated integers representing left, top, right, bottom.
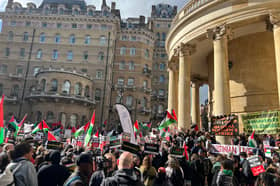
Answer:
139, 155, 157, 186
165, 156, 184, 186
215, 159, 234, 186
152, 167, 169, 186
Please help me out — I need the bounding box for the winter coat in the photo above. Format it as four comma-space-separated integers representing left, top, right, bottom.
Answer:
216, 170, 233, 186
166, 166, 184, 186
63, 170, 89, 186
139, 166, 157, 186
9, 157, 38, 186
101, 169, 144, 186
38, 163, 70, 186
89, 170, 105, 186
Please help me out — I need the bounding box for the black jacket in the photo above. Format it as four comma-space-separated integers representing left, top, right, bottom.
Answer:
38, 164, 70, 186
89, 170, 105, 186
101, 169, 144, 186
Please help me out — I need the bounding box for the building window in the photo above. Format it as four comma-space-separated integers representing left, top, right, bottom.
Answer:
0, 64, 7, 73
57, 23, 62, 28
51, 79, 58, 92
69, 34, 75, 44
87, 24, 92, 29
143, 80, 147, 88
96, 71, 103, 79
41, 79, 46, 91
42, 22, 47, 28
130, 36, 136, 41
158, 105, 164, 113
95, 89, 101, 101
162, 32, 166, 41
116, 96, 121, 103
83, 51, 88, 60
159, 63, 165, 71
156, 32, 160, 40
141, 97, 147, 107
85, 35, 91, 44
55, 34, 61, 43
62, 80, 71, 94
5, 48, 10, 57
11, 21, 16, 26
36, 49, 42, 59
117, 78, 124, 86
73, 9, 79, 15
59, 113, 66, 127
23, 32, 28, 41
74, 83, 82, 96
99, 36, 106, 45
88, 10, 94, 16
67, 51, 73, 61
8, 31, 13, 41
129, 61, 135, 71
59, 8, 64, 15
126, 96, 133, 107
158, 89, 165, 96
130, 48, 136, 56
156, 24, 160, 28
145, 49, 150, 58
98, 52, 104, 62
16, 66, 23, 75
84, 86, 90, 97
120, 47, 126, 55
39, 33, 45, 43
121, 35, 127, 41
33, 67, 40, 76
11, 85, 19, 97
119, 61, 125, 70
0, 84, 3, 96
47, 111, 54, 122
154, 63, 158, 70
20, 48, 25, 57
127, 78, 134, 86
101, 24, 107, 30
159, 75, 165, 83
72, 23, 77, 29
52, 50, 58, 60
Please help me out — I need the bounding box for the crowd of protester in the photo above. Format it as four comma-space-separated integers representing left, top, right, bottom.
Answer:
0, 130, 280, 186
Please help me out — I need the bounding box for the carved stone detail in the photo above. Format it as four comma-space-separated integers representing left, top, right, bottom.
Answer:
175, 43, 196, 57
269, 12, 280, 29
207, 24, 232, 41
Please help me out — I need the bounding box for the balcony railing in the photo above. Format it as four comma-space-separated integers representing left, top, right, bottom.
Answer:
27, 91, 95, 105
9, 73, 23, 79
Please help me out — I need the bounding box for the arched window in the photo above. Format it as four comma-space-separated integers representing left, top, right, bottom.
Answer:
55, 34, 60, 43
40, 79, 46, 91
46, 111, 54, 121
59, 113, 66, 127
145, 49, 150, 58
39, 33, 45, 43
158, 105, 164, 113
84, 86, 90, 97
130, 47, 136, 56
159, 75, 165, 83
52, 49, 58, 60
99, 35, 106, 45
88, 10, 94, 16
141, 97, 147, 108
23, 32, 29, 41
159, 63, 165, 71
85, 35, 91, 44
98, 52, 104, 61
62, 80, 71, 94
8, 31, 13, 41
67, 51, 73, 60
120, 47, 126, 55
59, 8, 64, 15
129, 61, 134, 71
74, 83, 82, 96
154, 63, 158, 70
84, 51, 88, 60
0, 84, 3, 95
126, 96, 133, 107
70, 114, 78, 127
69, 34, 75, 44
36, 111, 42, 121
36, 49, 42, 59
51, 79, 58, 92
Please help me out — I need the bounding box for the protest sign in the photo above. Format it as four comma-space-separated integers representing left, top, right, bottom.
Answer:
247, 155, 265, 176
91, 137, 99, 148
121, 141, 140, 155
170, 147, 184, 158
242, 110, 280, 134
144, 143, 159, 155
47, 141, 63, 150
122, 132, 131, 142
211, 144, 255, 155
110, 136, 121, 149
211, 115, 239, 136
101, 136, 110, 145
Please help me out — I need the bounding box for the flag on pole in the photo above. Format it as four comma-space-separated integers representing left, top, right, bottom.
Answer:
94, 130, 99, 137
248, 130, 257, 147
102, 120, 107, 128
47, 131, 57, 141
74, 122, 90, 138
172, 109, 178, 122
84, 111, 95, 147
32, 120, 49, 134
0, 95, 4, 144
9, 116, 19, 130
158, 111, 176, 130
184, 142, 189, 160
141, 122, 151, 130
16, 114, 27, 136
134, 120, 139, 132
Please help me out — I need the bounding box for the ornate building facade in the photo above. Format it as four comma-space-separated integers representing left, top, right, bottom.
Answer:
166, 0, 280, 143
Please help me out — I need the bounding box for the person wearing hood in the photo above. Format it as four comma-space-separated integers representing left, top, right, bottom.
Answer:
101, 151, 144, 186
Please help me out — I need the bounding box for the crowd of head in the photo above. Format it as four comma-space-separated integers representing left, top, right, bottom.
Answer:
0, 130, 280, 186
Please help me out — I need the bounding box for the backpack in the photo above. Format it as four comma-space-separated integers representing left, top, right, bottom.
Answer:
0, 162, 23, 186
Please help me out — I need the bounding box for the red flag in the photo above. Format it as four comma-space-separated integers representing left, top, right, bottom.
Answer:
167, 111, 175, 120
134, 120, 139, 131
184, 142, 189, 160
172, 109, 178, 122
84, 122, 90, 132
42, 120, 50, 130
94, 130, 99, 137
146, 123, 152, 128
168, 127, 170, 133
0, 95, 5, 144
194, 125, 199, 131
139, 132, 143, 138
48, 131, 57, 141
18, 114, 27, 128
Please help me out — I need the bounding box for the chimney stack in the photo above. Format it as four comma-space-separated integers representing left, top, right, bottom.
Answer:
139, 15, 145, 26
151, 5, 156, 17
111, 2, 116, 10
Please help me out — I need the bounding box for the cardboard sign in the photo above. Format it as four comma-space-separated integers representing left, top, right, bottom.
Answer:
211, 115, 239, 136
47, 141, 63, 150
101, 136, 110, 145
211, 144, 255, 155
170, 147, 184, 158
122, 132, 131, 142
110, 136, 121, 148
144, 143, 159, 155
91, 137, 100, 148
121, 141, 140, 155
247, 155, 265, 176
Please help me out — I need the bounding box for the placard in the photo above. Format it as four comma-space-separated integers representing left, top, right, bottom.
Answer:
122, 132, 131, 142
47, 141, 63, 150
144, 143, 159, 155
247, 155, 265, 176
64, 129, 72, 138
211, 144, 255, 155
101, 136, 110, 145
211, 115, 239, 136
121, 141, 140, 155
91, 137, 99, 148
170, 147, 184, 158
110, 136, 121, 148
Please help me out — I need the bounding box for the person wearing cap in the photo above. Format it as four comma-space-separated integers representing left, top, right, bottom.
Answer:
37, 150, 70, 186
64, 152, 93, 186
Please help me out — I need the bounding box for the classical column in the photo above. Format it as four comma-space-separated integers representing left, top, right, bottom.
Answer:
177, 43, 195, 131
191, 81, 200, 126
174, 69, 179, 118
207, 24, 231, 143
168, 66, 175, 113
270, 13, 280, 106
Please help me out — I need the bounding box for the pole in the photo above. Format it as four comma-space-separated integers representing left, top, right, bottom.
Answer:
134, 98, 137, 121
100, 32, 111, 125
18, 28, 36, 118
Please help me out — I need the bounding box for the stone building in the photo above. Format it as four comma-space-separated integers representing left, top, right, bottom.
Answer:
166, 0, 280, 143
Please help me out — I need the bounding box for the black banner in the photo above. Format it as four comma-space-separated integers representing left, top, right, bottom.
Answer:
211, 115, 239, 136
144, 143, 159, 155
170, 147, 184, 158
121, 141, 140, 155
47, 141, 63, 150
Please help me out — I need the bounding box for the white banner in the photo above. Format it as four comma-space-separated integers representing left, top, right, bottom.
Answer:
24, 123, 33, 134
115, 104, 136, 144
211, 144, 255, 155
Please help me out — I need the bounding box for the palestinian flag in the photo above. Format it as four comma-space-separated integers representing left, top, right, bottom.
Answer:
184, 142, 189, 160
134, 120, 139, 132
47, 131, 57, 141
0, 95, 4, 144
74, 122, 90, 138
158, 111, 176, 130
94, 130, 99, 137
172, 109, 178, 122
248, 130, 257, 147
102, 120, 107, 128
32, 120, 49, 134
141, 122, 151, 130
84, 111, 95, 147
15, 114, 27, 136
9, 116, 19, 130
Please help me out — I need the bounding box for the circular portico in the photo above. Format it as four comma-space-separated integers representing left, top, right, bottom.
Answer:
166, 0, 280, 143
